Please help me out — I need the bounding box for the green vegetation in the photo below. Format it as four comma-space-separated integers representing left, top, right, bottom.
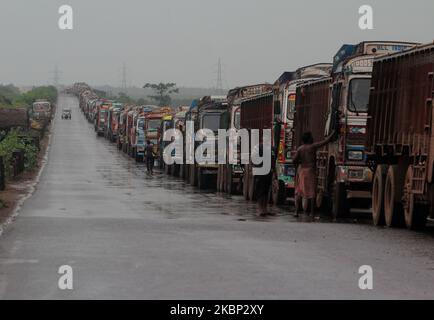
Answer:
0, 84, 58, 108
0, 84, 21, 107
143, 82, 179, 106
0, 129, 38, 177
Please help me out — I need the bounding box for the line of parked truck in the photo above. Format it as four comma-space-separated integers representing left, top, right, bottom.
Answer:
69, 40, 434, 231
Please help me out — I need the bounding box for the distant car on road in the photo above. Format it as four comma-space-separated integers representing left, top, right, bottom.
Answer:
61, 109, 71, 120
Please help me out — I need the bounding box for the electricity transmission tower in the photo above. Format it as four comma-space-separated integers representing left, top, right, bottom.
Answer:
216, 58, 224, 95
121, 63, 127, 95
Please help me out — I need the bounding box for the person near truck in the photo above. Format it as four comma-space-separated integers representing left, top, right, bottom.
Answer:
145, 140, 155, 175
293, 131, 335, 218
252, 143, 275, 217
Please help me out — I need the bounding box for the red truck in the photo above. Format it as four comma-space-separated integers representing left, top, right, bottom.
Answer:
95, 100, 112, 136
367, 42, 434, 230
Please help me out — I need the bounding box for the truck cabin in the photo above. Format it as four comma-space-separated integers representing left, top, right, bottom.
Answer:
146, 117, 163, 133
197, 96, 229, 133
97, 102, 112, 129
324, 42, 418, 166
331, 42, 418, 118
32, 101, 51, 120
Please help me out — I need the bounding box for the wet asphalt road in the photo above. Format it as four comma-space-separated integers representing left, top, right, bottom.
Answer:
0, 94, 433, 299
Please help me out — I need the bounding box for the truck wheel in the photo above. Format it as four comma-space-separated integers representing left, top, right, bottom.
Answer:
403, 166, 427, 230
243, 165, 250, 200
164, 164, 170, 175
190, 164, 198, 186
220, 166, 226, 193
372, 165, 387, 226
271, 171, 285, 206
384, 165, 405, 227
197, 168, 208, 190
184, 165, 189, 181
331, 181, 349, 220
173, 164, 180, 177
226, 165, 234, 195
216, 166, 222, 192
180, 165, 185, 179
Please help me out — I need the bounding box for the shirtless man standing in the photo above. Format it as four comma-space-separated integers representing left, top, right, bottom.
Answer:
293, 131, 335, 218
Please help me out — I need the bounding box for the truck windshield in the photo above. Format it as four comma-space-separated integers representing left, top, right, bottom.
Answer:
348, 78, 370, 113
202, 114, 221, 132
147, 119, 161, 130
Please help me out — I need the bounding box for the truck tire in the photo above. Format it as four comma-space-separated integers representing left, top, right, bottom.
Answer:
372, 165, 387, 226
164, 164, 171, 175
384, 165, 405, 227
216, 166, 222, 192
243, 164, 250, 200
176, 164, 181, 177
403, 166, 427, 230
271, 171, 285, 206
331, 181, 349, 220
189, 164, 198, 186
197, 168, 208, 190
220, 166, 226, 192
184, 165, 189, 181
226, 165, 234, 195
180, 165, 185, 180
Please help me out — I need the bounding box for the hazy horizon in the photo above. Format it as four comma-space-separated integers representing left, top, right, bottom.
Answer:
1, 0, 433, 88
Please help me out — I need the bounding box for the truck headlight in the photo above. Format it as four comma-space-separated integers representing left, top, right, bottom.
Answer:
347, 150, 363, 161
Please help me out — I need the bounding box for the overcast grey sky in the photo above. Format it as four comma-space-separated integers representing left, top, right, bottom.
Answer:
0, 0, 433, 88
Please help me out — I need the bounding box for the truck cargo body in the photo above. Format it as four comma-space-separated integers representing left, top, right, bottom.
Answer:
367, 42, 434, 229
0, 108, 28, 129
96, 102, 111, 136
239, 91, 274, 200
294, 78, 331, 149
217, 84, 272, 194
